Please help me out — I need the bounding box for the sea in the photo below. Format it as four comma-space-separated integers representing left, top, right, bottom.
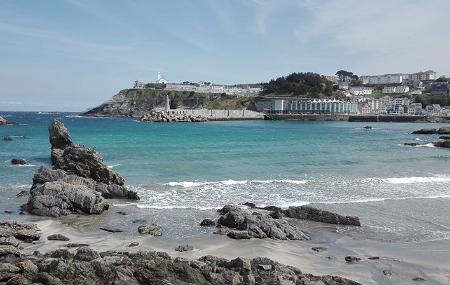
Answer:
1, 111, 450, 242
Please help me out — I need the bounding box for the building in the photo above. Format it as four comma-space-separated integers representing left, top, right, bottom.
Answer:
270, 99, 358, 114
360, 74, 405, 85
431, 82, 450, 95
133, 80, 145, 89
349, 87, 373, 96
382, 85, 410, 94
408, 103, 423, 115
408, 70, 438, 81
392, 97, 410, 114
157, 72, 169, 84
426, 104, 443, 116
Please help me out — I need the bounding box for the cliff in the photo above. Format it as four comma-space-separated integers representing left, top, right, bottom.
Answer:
81, 89, 257, 117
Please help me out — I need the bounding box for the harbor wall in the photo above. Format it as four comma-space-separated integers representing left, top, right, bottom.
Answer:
264, 114, 349, 121
167, 109, 264, 120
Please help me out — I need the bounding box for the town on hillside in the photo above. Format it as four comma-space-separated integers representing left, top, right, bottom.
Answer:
132, 70, 450, 118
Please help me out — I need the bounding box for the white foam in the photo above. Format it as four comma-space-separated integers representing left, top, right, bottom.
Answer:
164, 179, 308, 188
385, 176, 450, 184
107, 164, 121, 169
416, 143, 435, 148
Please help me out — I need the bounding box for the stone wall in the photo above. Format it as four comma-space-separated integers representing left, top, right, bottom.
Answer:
167, 109, 264, 120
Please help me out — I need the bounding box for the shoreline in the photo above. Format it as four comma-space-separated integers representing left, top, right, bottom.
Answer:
13, 203, 450, 285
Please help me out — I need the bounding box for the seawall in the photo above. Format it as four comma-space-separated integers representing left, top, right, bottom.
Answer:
167, 109, 264, 121
264, 114, 349, 121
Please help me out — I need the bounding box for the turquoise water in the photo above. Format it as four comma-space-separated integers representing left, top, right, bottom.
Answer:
2, 112, 450, 242
2, 112, 450, 210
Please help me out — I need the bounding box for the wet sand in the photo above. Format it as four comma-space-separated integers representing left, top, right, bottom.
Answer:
15, 202, 450, 285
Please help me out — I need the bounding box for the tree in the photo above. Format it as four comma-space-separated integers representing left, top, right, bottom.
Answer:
336, 70, 358, 83
262, 72, 335, 97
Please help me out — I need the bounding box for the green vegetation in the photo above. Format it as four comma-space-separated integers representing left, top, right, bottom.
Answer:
435, 76, 450, 83
123, 88, 254, 110
262, 72, 338, 98
414, 94, 450, 106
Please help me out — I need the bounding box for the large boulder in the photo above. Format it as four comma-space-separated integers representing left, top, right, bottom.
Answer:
217, 206, 309, 240
284, 206, 361, 226
0, 116, 7, 125
32, 167, 138, 200
10, 158, 27, 165
0, 221, 40, 242
26, 180, 109, 217
48, 120, 126, 187
0, 248, 360, 285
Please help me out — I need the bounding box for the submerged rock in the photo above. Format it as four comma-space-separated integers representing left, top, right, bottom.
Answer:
411, 128, 437, 134
437, 127, 450, 134
3, 136, 13, 141
284, 206, 361, 226
175, 244, 194, 252
10, 158, 27, 165
433, 140, 450, 148
200, 218, 215, 227
345, 256, 361, 263
0, 247, 361, 285
217, 205, 309, 240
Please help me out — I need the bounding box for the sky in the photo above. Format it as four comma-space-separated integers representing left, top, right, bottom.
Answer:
1, 0, 450, 111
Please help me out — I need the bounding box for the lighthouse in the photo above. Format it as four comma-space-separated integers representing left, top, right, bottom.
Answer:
165, 95, 170, 112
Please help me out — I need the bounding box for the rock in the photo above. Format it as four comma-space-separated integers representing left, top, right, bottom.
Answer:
26, 180, 109, 217
404, 142, 420, 146
433, 140, 450, 148
128, 242, 139, 247
175, 244, 194, 252
32, 166, 138, 200
0, 221, 40, 242
0, 116, 7, 125
412, 277, 425, 282
368, 256, 380, 260
138, 224, 163, 236
217, 206, 309, 240
284, 206, 361, 226
3, 136, 13, 141
270, 210, 283, 219
345, 256, 361, 263
47, 234, 70, 241
48, 121, 139, 200
243, 202, 256, 208
437, 127, 450, 134
4, 210, 13, 214
412, 128, 436, 134
74, 247, 100, 262
200, 218, 215, 226
99, 227, 123, 233
10, 158, 27, 165
132, 219, 147, 224
0, 248, 360, 285
0, 237, 20, 247
116, 211, 127, 215
140, 111, 208, 123
16, 190, 28, 197
227, 230, 252, 239
312, 247, 327, 252
65, 243, 89, 248
439, 135, 450, 140
382, 269, 392, 276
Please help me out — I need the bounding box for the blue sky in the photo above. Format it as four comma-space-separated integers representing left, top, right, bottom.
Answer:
1, 0, 450, 111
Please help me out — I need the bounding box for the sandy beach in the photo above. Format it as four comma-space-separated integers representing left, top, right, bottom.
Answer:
12, 200, 450, 285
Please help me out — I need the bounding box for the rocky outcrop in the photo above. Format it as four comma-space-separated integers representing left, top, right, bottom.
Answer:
26, 180, 109, 217
0, 116, 7, 125
284, 206, 361, 226
32, 167, 138, 200
137, 224, 163, 236
140, 111, 208, 123
216, 205, 309, 240
47, 120, 138, 200
0, 247, 360, 285
49, 120, 125, 186
0, 221, 40, 242
412, 128, 450, 135
10, 158, 27, 165
434, 140, 450, 148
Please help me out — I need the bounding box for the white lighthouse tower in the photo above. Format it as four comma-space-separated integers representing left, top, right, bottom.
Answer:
157, 72, 168, 84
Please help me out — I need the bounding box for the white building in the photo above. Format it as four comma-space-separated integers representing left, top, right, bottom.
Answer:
408, 103, 423, 115
133, 80, 145, 89
157, 72, 169, 84
349, 87, 373, 96
408, 70, 438, 81
360, 74, 405, 85
382, 85, 410, 94
271, 99, 358, 114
